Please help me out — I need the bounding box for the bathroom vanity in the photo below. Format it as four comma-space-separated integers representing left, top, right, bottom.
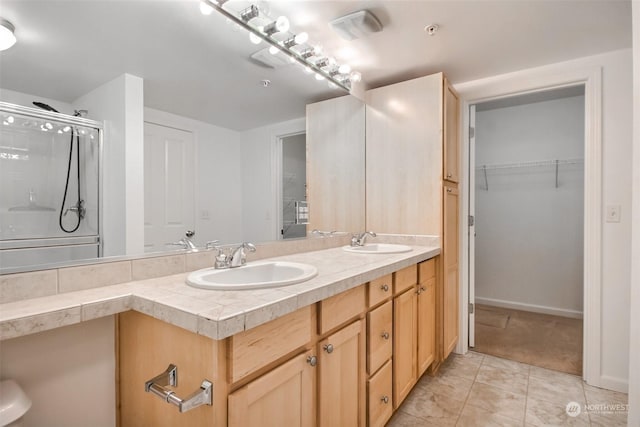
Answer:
115, 247, 440, 427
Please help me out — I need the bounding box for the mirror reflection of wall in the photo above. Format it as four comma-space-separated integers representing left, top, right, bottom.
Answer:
281, 133, 307, 240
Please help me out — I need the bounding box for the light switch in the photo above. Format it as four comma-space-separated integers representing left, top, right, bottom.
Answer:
606, 205, 621, 223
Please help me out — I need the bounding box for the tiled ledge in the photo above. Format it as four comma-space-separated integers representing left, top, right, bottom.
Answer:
0, 242, 440, 342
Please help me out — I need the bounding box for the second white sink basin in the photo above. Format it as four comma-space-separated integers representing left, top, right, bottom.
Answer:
186, 261, 318, 290
343, 243, 412, 254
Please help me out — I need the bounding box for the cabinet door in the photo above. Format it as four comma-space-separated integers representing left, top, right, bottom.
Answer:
443, 184, 459, 358
443, 79, 460, 183
228, 351, 316, 427
393, 287, 417, 408
417, 277, 436, 375
318, 320, 365, 427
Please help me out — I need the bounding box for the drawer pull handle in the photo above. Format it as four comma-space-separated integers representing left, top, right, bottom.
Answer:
323, 344, 334, 354
381, 332, 390, 340
307, 355, 317, 367
381, 284, 389, 292
381, 395, 389, 404
144, 364, 212, 413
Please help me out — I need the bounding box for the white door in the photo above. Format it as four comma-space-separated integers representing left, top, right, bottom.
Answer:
143, 122, 195, 252
468, 105, 476, 348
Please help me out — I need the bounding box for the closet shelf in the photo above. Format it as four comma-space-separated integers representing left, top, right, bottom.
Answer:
475, 158, 583, 190
475, 158, 583, 171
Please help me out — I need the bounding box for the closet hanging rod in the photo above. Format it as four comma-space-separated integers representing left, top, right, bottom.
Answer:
475, 158, 583, 171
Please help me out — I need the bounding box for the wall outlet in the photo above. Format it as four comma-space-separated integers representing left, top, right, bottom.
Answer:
606, 205, 621, 223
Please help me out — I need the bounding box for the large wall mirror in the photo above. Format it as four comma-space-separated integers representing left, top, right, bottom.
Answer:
0, 0, 366, 273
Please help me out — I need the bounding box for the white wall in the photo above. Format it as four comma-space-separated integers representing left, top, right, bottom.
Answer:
73, 74, 145, 257
144, 108, 243, 245
475, 95, 585, 317
627, 2, 640, 424
0, 317, 115, 427
239, 117, 305, 243
456, 48, 633, 392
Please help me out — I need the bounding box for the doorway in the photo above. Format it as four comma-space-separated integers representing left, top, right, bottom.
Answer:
279, 132, 307, 239
468, 86, 585, 375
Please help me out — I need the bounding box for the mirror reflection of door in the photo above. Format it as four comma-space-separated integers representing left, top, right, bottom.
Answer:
143, 122, 195, 252
281, 133, 307, 239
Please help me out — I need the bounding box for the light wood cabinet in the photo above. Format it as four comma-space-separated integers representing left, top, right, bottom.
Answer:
367, 359, 393, 427
368, 274, 393, 308
443, 78, 460, 183
318, 320, 366, 427
367, 300, 393, 375
417, 276, 436, 375
228, 351, 316, 427
393, 286, 417, 408
443, 184, 459, 358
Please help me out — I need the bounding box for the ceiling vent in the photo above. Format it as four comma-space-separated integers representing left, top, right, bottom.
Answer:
329, 10, 383, 41
250, 48, 292, 69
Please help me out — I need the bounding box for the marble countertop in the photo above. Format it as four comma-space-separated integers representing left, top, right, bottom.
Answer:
0, 245, 440, 341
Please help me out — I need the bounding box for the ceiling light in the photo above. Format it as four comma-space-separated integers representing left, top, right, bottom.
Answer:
315, 73, 325, 81
283, 32, 309, 48
424, 24, 439, 36
249, 32, 262, 44
199, 1, 214, 16
269, 45, 279, 55
263, 16, 289, 35
0, 19, 16, 51
338, 64, 351, 74
329, 10, 382, 41
240, 5, 260, 22
350, 71, 362, 83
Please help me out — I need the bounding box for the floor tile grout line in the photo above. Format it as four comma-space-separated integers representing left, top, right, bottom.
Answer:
523, 362, 531, 426
453, 353, 485, 426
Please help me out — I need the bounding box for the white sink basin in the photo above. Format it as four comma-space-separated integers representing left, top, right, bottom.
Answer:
186, 261, 318, 290
342, 243, 413, 254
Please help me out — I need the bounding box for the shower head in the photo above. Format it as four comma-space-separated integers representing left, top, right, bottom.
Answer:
32, 101, 59, 113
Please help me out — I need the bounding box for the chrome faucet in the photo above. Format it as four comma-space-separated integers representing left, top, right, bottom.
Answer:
351, 231, 376, 247
213, 242, 256, 269
229, 242, 256, 267
167, 230, 198, 250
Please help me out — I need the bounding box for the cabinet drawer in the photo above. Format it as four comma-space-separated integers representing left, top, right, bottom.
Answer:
367, 301, 392, 375
367, 359, 393, 427
229, 306, 312, 384
368, 274, 392, 307
318, 285, 365, 334
393, 264, 417, 295
418, 258, 436, 283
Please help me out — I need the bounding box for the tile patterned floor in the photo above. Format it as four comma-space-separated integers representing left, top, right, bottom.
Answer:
387, 352, 628, 426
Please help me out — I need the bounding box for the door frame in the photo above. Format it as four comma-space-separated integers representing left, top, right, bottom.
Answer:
274, 131, 307, 240
455, 64, 602, 386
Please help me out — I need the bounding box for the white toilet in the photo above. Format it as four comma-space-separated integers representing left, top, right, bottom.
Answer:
0, 380, 31, 427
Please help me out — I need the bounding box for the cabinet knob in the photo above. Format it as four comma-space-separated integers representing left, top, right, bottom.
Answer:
381, 396, 389, 404
416, 288, 422, 295
381, 284, 389, 292
447, 173, 452, 178
446, 188, 453, 193
323, 344, 334, 354
306, 355, 317, 366
421, 286, 426, 292
381, 332, 390, 340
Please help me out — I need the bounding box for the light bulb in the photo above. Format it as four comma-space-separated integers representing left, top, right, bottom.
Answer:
304, 66, 313, 74
269, 46, 279, 55
249, 32, 262, 45
63, 126, 71, 132
313, 45, 323, 55
45, 122, 53, 130
275, 16, 290, 33
289, 56, 296, 63
57, 129, 63, 134
199, 1, 214, 15
315, 73, 325, 81
294, 32, 309, 45
338, 64, 351, 74
350, 71, 362, 83
6, 115, 14, 124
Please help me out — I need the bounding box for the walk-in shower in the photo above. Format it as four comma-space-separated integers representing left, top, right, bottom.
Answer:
0, 101, 102, 271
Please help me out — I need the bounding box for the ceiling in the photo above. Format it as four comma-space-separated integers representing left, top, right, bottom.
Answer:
0, 0, 632, 130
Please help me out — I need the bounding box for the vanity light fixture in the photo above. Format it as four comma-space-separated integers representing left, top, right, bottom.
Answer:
199, 0, 359, 91
0, 18, 16, 51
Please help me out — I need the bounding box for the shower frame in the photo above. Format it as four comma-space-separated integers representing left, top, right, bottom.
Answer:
0, 101, 104, 271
